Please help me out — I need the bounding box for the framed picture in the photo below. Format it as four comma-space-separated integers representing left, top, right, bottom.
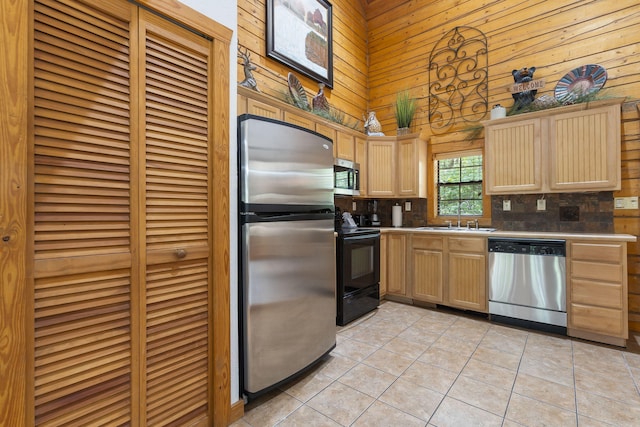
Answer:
266, 0, 333, 88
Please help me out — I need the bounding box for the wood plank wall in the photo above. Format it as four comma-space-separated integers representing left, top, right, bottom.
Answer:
237, 0, 369, 127
237, 0, 640, 333
364, 0, 640, 331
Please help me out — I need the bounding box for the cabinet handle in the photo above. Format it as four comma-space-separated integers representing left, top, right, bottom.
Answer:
175, 248, 187, 259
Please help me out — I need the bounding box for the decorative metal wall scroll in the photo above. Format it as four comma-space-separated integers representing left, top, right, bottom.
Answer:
428, 26, 488, 134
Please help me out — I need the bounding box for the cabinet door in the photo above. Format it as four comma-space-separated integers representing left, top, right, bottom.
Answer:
315, 123, 337, 155
247, 98, 282, 120
355, 136, 367, 196
549, 104, 621, 191
484, 118, 543, 194
396, 138, 417, 196
31, 3, 138, 423
386, 234, 407, 296
140, 12, 215, 424
336, 131, 355, 161
285, 110, 314, 130
367, 139, 396, 197
447, 237, 486, 311
379, 234, 387, 297
448, 252, 487, 311
410, 236, 444, 303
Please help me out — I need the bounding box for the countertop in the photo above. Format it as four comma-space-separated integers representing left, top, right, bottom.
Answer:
378, 227, 637, 242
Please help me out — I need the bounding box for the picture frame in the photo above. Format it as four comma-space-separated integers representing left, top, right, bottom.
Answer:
266, 0, 333, 88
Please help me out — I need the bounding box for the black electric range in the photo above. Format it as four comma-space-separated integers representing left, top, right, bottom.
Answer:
335, 227, 381, 326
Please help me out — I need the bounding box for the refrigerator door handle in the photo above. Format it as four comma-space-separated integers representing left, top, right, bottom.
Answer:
242, 212, 334, 224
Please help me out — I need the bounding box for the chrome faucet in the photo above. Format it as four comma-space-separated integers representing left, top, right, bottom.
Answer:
457, 202, 462, 228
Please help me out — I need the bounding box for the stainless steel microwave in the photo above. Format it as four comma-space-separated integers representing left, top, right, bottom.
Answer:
334, 158, 360, 196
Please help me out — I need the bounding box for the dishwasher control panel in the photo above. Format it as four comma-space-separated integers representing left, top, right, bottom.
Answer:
488, 238, 565, 257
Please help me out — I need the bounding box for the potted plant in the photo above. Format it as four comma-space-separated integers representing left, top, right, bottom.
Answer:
394, 90, 417, 135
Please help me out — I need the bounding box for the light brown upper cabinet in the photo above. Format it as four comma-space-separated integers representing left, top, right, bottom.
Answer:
26, 0, 230, 425
483, 99, 622, 194
366, 134, 427, 198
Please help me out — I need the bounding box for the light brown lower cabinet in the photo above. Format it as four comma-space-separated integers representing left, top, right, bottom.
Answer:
380, 234, 388, 297
568, 240, 628, 346
447, 237, 487, 311
408, 234, 487, 312
410, 235, 444, 303
386, 233, 408, 297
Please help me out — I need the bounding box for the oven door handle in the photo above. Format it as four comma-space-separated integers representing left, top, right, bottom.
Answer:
343, 233, 380, 242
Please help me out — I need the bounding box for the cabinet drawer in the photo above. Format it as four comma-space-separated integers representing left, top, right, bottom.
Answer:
571, 260, 622, 282
571, 242, 623, 263
448, 237, 485, 253
571, 279, 623, 309
570, 303, 625, 337
412, 236, 444, 251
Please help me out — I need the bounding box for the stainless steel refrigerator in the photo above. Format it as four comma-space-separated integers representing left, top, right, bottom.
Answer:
237, 114, 336, 399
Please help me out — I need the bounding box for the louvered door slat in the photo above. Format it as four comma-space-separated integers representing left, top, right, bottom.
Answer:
35, 378, 130, 426
33, 1, 133, 424
37, 0, 130, 40
35, 65, 130, 100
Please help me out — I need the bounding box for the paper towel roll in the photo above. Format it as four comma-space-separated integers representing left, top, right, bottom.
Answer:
392, 204, 402, 227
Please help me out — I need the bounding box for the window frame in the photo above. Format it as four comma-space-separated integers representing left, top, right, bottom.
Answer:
435, 150, 484, 219
426, 133, 491, 226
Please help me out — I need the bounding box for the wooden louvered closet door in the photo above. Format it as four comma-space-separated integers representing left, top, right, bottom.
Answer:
31, 0, 216, 425
138, 10, 213, 426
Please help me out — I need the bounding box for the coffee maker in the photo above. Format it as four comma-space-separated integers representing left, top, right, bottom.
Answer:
353, 214, 371, 227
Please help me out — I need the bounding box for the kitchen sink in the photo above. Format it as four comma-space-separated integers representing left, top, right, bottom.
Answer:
415, 226, 497, 232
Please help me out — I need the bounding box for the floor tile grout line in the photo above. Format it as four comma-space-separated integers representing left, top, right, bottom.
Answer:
502, 332, 529, 425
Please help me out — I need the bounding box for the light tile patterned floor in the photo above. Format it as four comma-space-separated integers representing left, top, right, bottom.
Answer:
232, 301, 640, 427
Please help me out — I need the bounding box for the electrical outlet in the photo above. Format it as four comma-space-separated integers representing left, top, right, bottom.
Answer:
615, 196, 639, 209
352, 201, 357, 211
537, 199, 546, 211
405, 201, 412, 212
503, 200, 511, 211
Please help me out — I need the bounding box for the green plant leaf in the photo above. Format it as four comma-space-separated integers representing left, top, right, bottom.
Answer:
394, 90, 417, 128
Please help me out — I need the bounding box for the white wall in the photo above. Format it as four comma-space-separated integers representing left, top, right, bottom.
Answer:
177, 0, 240, 403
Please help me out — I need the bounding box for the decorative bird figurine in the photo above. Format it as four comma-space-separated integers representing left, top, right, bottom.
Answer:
312, 83, 330, 113
363, 111, 384, 136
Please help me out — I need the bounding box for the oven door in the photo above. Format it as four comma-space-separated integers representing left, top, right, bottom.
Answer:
338, 233, 380, 295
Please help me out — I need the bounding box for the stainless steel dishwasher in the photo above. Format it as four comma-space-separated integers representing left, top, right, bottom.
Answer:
488, 238, 566, 331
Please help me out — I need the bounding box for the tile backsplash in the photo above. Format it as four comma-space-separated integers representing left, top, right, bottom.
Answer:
334, 196, 428, 228
490, 192, 614, 233
336, 191, 614, 233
